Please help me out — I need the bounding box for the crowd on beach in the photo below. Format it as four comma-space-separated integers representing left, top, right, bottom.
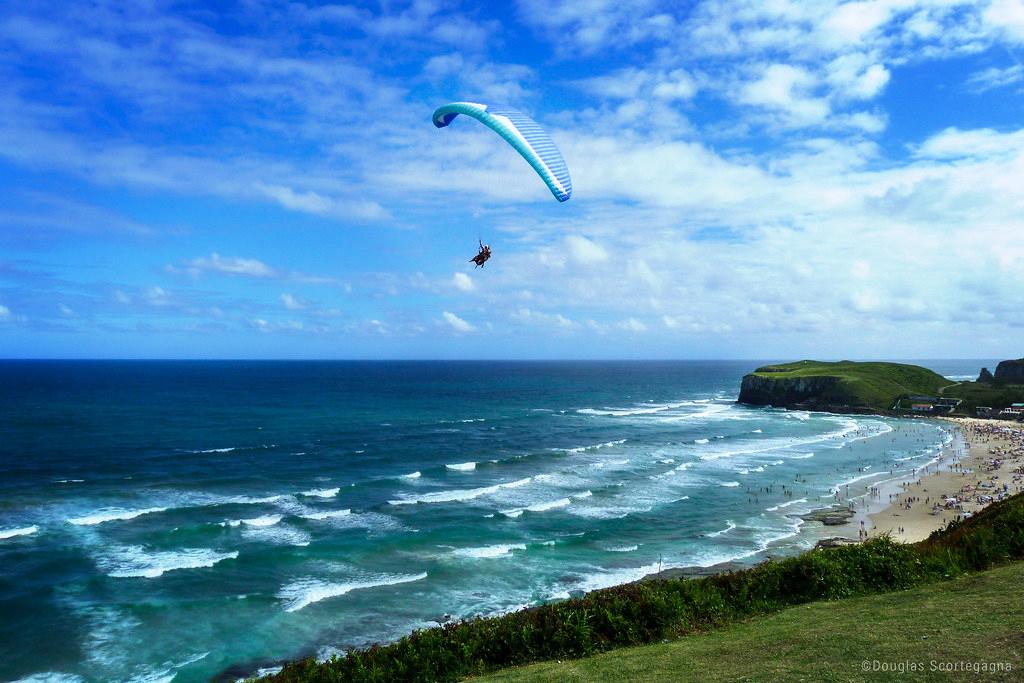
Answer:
866, 419, 1024, 542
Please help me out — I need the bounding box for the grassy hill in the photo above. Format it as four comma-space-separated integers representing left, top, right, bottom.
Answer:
738, 360, 950, 413
257, 492, 1024, 683
476, 562, 1024, 682
940, 381, 1024, 415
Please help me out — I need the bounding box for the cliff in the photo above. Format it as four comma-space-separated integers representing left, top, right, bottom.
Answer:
737, 360, 949, 413
994, 358, 1024, 384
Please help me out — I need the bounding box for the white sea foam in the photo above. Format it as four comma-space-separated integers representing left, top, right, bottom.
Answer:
694, 438, 710, 444
191, 447, 237, 453
279, 572, 428, 612
577, 402, 690, 417
101, 546, 238, 578
569, 503, 650, 520
720, 481, 740, 487
752, 429, 763, 433
447, 462, 477, 472
388, 477, 532, 506
452, 543, 526, 559
766, 498, 808, 512
400, 471, 422, 479
574, 561, 664, 593
55, 479, 85, 484
554, 439, 627, 453
301, 488, 340, 498
831, 471, 880, 492
11, 674, 86, 683
0, 525, 38, 540
572, 490, 593, 499
300, 508, 352, 520
241, 515, 282, 527
605, 544, 638, 552
707, 521, 736, 538
243, 524, 310, 547
590, 458, 630, 469
214, 494, 286, 506
68, 507, 168, 526
238, 665, 284, 681
501, 497, 571, 517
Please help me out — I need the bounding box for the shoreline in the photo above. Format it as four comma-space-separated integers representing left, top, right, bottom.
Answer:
645, 415, 1024, 581
866, 417, 1024, 542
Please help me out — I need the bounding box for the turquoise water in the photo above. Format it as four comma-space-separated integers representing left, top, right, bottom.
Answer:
0, 360, 984, 682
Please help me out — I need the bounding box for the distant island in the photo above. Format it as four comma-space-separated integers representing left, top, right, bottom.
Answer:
738, 358, 1024, 418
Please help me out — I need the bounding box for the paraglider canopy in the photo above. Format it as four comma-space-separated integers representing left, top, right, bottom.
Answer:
432, 102, 572, 203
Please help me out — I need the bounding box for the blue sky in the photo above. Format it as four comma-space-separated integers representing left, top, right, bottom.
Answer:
1, 0, 1023, 359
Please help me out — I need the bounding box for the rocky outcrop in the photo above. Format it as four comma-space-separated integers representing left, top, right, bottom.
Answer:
800, 507, 856, 526
815, 537, 860, 549
977, 367, 995, 383
994, 359, 1024, 384
738, 373, 843, 409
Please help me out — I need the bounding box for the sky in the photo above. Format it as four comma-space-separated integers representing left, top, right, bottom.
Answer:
1, 0, 1023, 360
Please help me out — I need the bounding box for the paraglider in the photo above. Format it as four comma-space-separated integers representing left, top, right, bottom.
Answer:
470, 240, 491, 268
432, 102, 572, 203
432, 102, 571, 265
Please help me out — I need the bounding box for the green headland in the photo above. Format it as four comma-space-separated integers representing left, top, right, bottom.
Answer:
738, 358, 1024, 416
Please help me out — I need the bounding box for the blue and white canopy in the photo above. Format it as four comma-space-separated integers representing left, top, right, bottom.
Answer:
432, 102, 572, 203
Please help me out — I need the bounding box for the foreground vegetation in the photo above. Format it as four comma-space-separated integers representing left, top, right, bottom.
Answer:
478, 561, 1024, 682
260, 492, 1024, 683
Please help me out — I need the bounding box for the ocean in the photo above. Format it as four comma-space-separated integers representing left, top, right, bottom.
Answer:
0, 360, 989, 682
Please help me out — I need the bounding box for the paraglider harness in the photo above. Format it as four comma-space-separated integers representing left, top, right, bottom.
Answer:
470, 240, 491, 268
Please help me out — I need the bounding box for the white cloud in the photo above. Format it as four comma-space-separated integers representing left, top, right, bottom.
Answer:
565, 235, 610, 265
442, 310, 476, 333
280, 293, 304, 310
618, 317, 648, 333
184, 253, 276, 278
452, 272, 476, 292
517, 0, 675, 53
0, 304, 9, 320
145, 287, 170, 306
914, 127, 1024, 159
739, 64, 830, 125
966, 63, 1024, 92
985, 0, 1024, 42
820, 1, 895, 47
510, 307, 574, 329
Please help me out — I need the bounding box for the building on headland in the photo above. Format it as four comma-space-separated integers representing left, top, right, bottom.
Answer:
900, 395, 961, 415
976, 406, 995, 418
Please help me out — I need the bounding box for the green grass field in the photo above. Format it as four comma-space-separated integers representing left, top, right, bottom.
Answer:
475, 562, 1024, 683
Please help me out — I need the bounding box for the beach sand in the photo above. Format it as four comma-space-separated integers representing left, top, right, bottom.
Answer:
867, 418, 1024, 543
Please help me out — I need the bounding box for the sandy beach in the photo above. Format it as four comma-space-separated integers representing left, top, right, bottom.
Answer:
867, 418, 1024, 543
